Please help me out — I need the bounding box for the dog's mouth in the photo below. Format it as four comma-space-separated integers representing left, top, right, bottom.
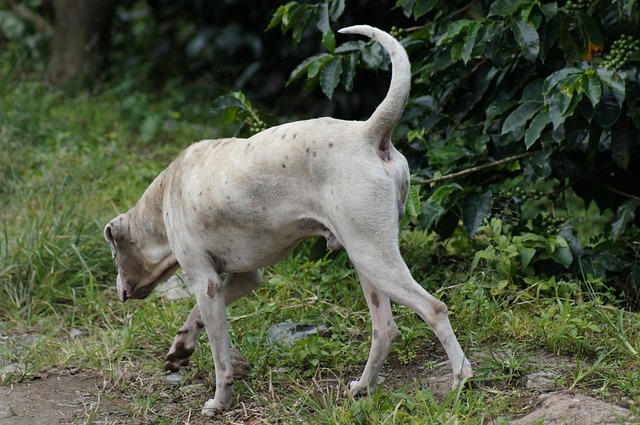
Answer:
117, 263, 180, 302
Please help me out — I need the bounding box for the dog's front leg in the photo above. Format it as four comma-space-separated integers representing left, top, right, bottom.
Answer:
194, 273, 235, 416
165, 303, 203, 372
165, 271, 261, 372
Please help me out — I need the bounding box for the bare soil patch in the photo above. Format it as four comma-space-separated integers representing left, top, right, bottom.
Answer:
0, 371, 124, 425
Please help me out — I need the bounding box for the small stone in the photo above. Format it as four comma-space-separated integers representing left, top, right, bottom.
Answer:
1, 363, 26, 375
525, 371, 557, 391
70, 328, 84, 339
231, 347, 251, 379
266, 322, 330, 346
156, 273, 193, 301
162, 373, 184, 386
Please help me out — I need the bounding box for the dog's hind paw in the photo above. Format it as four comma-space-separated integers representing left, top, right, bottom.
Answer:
201, 397, 231, 416
347, 379, 372, 397
452, 363, 475, 389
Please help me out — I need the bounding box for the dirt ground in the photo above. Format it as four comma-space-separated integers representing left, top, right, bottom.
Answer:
0, 321, 634, 424
0, 354, 634, 425
0, 371, 124, 425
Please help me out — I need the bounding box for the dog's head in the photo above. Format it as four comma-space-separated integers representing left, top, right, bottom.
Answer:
104, 213, 178, 302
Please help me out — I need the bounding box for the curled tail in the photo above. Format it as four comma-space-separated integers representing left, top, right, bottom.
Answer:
338, 25, 411, 157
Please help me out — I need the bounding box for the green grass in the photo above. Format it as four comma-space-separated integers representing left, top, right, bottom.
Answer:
1, 61, 639, 424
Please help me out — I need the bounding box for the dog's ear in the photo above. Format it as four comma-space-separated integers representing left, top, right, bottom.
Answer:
104, 216, 127, 259
104, 222, 118, 259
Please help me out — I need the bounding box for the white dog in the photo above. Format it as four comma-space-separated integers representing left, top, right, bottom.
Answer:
104, 25, 473, 416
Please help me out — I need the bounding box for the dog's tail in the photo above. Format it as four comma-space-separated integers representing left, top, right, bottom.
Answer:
338, 25, 410, 158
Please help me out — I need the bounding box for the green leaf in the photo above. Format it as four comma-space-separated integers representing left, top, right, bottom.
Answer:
420, 198, 445, 229
546, 236, 573, 267
335, 40, 366, 53
428, 145, 471, 166
462, 190, 493, 236
597, 68, 625, 106
502, 102, 541, 135
281, 2, 302, 29
266, 2, 291, 30
322, 30, 336, 53
519, 247, 536, 269
524, 110, 550, 148
512, 18, 539, 62
361, 43, 383, 69
420, 184, 461, 230
540, 2, 558, 20
461, 22, 480, 64
593, 89, 622, 129
398, 0, 417, 18
414, 0, 439, 18
401, 185, 421, 228
545, 70, 582, 128
329, 0, 346, 21
558, 18, 581, 63
405, 185, 421, 217
211, 92, 251, 114
438, 20, 471, 45
583, 75, 602, 107
513, 233, 547, 247
543, 68, 582, 94
315, 3, 330, 33
319, 57, 342, 99
575, 12, 604, 51
521, 79, 544, 102
340, 54, 357, 92
612, 199, 640, 241
287, 53, 331, 85
488, 0, 527, 17
308, 55, 332, 78
430, 183, 462, 205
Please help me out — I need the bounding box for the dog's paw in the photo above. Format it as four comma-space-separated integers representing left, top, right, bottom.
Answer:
347, 379, 370, 397
201, 385, 234, 416
452, 363, 475, 389
201, 397, 231, 417
164, 357, 189, 372
164, 341, 195, 372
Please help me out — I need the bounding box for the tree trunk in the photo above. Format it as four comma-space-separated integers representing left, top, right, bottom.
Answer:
49, 0, 117, 86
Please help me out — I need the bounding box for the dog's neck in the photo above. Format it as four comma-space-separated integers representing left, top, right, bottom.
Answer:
130, 170, 174, 264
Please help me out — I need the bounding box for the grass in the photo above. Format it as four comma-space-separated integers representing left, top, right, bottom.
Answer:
1, 59, 640, 424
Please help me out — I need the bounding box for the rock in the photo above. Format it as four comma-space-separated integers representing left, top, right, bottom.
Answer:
508, 392, 632, 425
525, 371, 557, 391
69, 328, 84, 339
231, 347, 251, 379
156, 273, 192, 301
266, 322, 330, 346
0, 363, 26, 376
162, 373, 184, 386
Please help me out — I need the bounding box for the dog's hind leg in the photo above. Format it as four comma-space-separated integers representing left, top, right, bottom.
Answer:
348, 277, 400, 396
164, 270, 261, 374
348, 247, 473, 389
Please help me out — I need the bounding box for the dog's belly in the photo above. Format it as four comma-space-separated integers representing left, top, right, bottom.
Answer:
197, 220, 326, 273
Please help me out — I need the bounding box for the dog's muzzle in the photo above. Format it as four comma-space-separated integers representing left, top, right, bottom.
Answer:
116, 273, 128, 302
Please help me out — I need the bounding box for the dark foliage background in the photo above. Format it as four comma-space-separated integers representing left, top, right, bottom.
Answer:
1, 0, 639, 302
